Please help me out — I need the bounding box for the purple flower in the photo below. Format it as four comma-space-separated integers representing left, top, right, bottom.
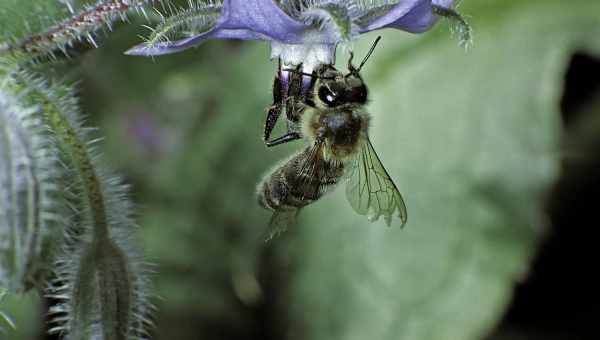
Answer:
126, 0, 468, 69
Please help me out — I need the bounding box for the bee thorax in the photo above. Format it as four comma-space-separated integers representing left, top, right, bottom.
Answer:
323, 112, 362, 146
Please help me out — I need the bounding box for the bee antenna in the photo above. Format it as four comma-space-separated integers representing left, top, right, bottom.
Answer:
356, 36, 382, 73
348, 51, 355, 72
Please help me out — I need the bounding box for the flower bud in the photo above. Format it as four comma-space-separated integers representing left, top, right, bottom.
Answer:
0, 82, 59, 293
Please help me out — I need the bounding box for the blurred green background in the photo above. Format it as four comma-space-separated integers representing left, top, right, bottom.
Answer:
1, 0, 600, 339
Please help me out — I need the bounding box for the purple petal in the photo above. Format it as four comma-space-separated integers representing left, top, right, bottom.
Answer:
218, 0, 307, 41
434, 0, 455, 6
360, 0, 456, 34
126, 0, 312, 56
125, 29, 264, 56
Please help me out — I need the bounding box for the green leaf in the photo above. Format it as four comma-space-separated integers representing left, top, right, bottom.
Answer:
278, 1, 600, 340
0, 289, 16, 331
0, 291, 40, 339
0, 0, 66, 41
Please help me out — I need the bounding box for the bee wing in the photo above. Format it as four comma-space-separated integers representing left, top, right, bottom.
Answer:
344, 137, 407, 227
263, 208, 300, 242
297, 140, 324, 182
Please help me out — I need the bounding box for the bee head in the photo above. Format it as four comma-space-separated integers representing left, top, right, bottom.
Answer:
313, 36, 381, 109
315, 75, 368, 108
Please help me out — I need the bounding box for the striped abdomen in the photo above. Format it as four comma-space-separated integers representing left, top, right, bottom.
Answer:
257, 147, 343, 212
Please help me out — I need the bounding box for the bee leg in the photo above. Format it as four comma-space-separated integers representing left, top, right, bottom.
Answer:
264, 103, 283, 142
265, 132, 301, 147
264, 70, 285, 144
264, 105, 300, 147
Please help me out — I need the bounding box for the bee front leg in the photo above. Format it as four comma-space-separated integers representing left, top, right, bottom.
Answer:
264, 92, 302, 147
264, 103, 283, 143
264, 103, 301, 147
264, 61, 305, 147
265, 132, 301, 147
264, 69, 285, 144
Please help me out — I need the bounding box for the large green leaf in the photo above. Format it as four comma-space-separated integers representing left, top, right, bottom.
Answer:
277, 1, 600, 340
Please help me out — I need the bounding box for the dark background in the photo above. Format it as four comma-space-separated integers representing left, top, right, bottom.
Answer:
490, 53, 600, 340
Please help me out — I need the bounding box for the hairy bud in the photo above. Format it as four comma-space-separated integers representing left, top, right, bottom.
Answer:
1, 60, 153, 339
0, 67, 60, 292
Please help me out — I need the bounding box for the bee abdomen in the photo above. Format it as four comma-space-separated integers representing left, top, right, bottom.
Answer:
257, 171, 316, 212
257, 170, 292, 211
257, 147, 344, 214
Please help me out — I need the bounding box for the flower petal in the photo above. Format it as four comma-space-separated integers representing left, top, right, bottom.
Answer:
300, 2, 358, 43
126, 0, 311, 56
359, 0, 456, 34
125, 29, 263, 56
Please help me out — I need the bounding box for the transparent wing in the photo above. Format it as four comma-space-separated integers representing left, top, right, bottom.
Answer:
263, 208, 300, 242
297, 140, 324, 182
344, 138, 407, 227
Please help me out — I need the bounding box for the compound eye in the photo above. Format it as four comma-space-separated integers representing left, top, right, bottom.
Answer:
351, 84, 367, 104
318, 86, 337, 107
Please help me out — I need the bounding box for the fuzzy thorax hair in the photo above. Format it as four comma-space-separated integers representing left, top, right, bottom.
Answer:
301, 105, 370, 162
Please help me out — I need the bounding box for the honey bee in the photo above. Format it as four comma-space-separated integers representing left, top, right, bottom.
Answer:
257, 37, 407, 240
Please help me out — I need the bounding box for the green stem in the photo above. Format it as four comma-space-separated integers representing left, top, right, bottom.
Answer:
42, 97, 110, 243
6, 62, 109, 243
